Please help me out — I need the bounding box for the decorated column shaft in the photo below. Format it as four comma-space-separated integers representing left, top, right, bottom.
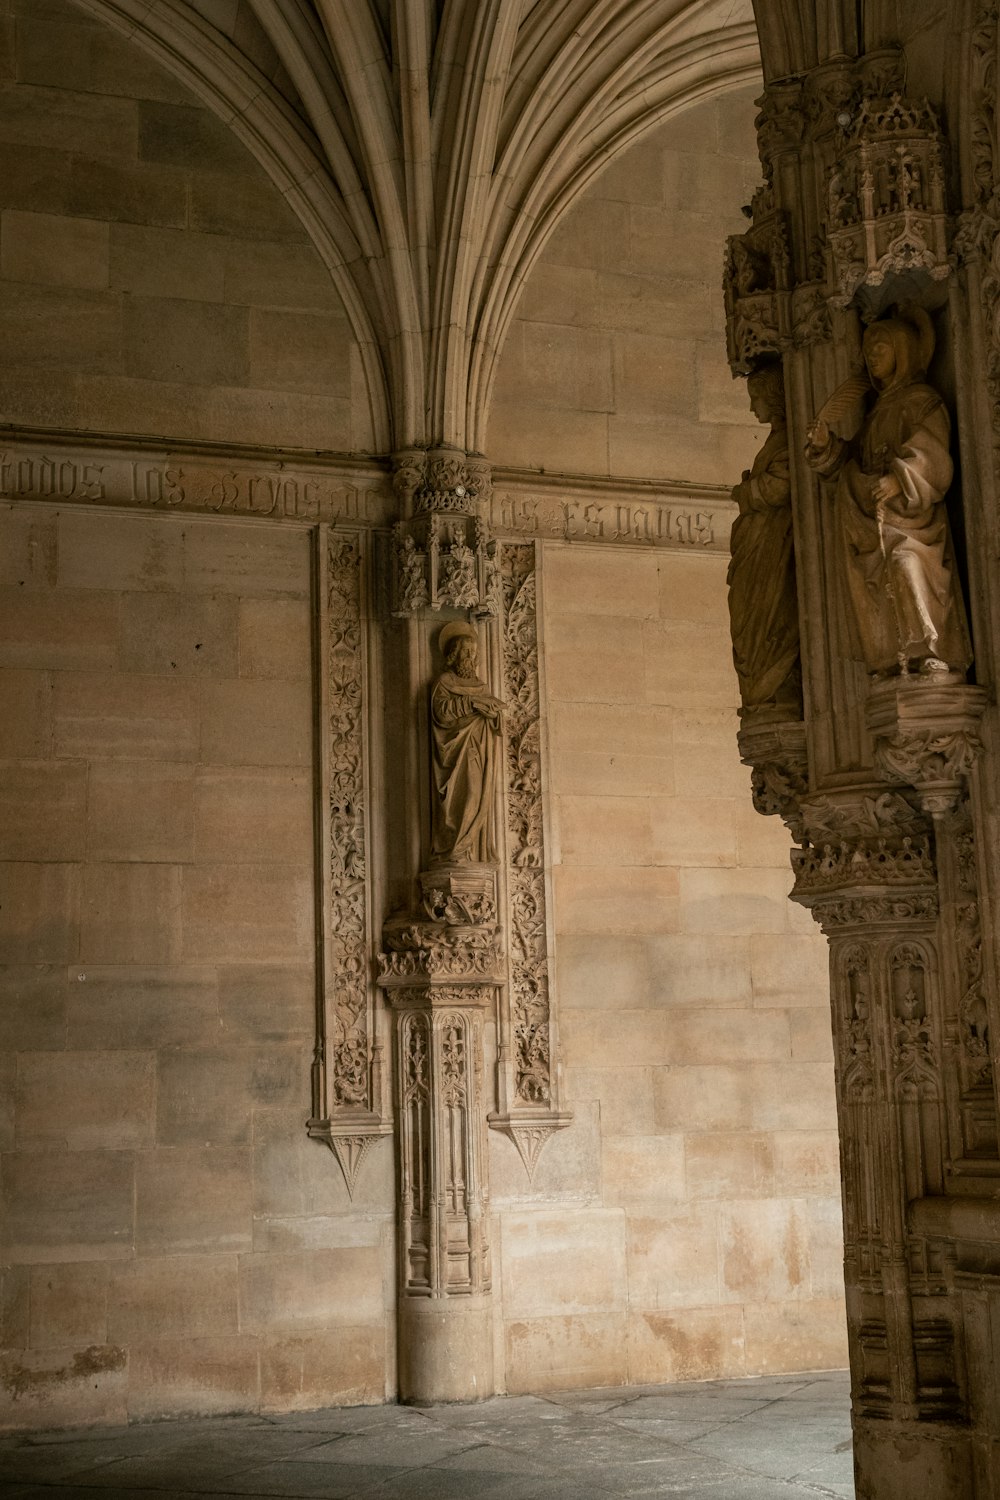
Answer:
375, 452, 568, 1403
725, 22, 1000, 1496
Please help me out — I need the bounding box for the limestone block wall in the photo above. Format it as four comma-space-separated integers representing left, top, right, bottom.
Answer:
486, 90, 848, 1392
0, 502, 395, 1426
0, 3, 848, 1429
0, 0, 371, 451
492, 540, 846, 1390
489, 88, 765, 483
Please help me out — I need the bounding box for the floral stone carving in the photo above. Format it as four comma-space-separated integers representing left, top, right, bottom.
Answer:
308, 529, 390, 1195
489, 542, 571, 1178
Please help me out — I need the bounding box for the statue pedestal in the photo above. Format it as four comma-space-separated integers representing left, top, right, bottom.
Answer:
420, 863, 497, 924
866, 678, 987, 817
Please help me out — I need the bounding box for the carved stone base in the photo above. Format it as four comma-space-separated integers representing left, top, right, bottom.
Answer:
397, 1294, 495, 1405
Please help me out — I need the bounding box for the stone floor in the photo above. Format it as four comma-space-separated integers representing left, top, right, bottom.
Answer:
0, 1370, 855, 1499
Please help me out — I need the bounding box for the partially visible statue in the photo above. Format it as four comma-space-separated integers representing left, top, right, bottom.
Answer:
727, 362, 801, 716
430, 622, 504, 864
804, 307, 971, 680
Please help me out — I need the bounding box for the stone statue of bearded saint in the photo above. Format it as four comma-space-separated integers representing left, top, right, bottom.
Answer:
727, 362, 801, 716
804, 308, 971, 680
430, 622, 505, 864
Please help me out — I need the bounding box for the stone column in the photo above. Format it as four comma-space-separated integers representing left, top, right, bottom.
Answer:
725, 30, 1000, 1496
379, 871, 500, 1403
378, 448, 501, 1404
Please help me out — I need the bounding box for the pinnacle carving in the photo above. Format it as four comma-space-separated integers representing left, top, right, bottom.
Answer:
326, 1133, 382, 1200
825, 93, 950, 314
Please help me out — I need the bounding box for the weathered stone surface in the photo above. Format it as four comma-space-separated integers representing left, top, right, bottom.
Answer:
135, 1147, 252, 1257
2, 1151, 134, 1263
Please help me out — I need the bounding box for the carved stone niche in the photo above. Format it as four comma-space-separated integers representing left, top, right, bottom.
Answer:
826, 92, 950, 316
723, 182, 791, 375
391, 446, 500, 617
866, 678, 988, 818
736, 712, 808, 843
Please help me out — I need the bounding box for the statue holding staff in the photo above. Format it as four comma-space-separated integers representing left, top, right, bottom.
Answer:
804, 307, 971, 680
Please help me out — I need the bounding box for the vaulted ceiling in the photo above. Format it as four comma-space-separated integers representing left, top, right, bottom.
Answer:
73, 0, 760, 453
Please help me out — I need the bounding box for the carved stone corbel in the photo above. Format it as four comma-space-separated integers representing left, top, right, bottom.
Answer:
791, 785, 938, 934
737, 715, 808, 843
866, 678, 988, 818
391, 446, 500, 617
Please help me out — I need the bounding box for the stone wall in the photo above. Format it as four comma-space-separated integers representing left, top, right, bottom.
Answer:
0, 1, 846, 1429
484, 93, 847, 1389
497, 540, 845, 1388
0, 502, 395, 1425
0, 0, 371, 451
489, 89, 764, 482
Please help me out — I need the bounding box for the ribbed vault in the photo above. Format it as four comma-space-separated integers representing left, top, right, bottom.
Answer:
73, 0, 760, 454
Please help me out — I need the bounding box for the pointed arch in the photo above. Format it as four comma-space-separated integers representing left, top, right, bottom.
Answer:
73, 0, 394, 450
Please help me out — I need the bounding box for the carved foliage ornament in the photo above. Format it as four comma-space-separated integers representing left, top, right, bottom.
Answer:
502, 546, 551, 1109
490, 543, 571, 1177
309, 531, 388, 1196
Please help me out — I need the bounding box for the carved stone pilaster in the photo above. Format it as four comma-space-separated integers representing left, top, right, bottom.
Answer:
308, 527, 390, 1194
379, 872, 500, 1403
391, 446, 499, 617
490, 543, 571, 1178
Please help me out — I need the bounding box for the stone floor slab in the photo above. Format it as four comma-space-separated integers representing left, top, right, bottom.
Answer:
0, 1371, 855, 1498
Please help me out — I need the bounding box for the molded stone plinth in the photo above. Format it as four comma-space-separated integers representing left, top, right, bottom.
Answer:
397, 1294, 495, 1405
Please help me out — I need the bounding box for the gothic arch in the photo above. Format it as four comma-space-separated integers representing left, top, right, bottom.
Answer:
73, 0, 760, 455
